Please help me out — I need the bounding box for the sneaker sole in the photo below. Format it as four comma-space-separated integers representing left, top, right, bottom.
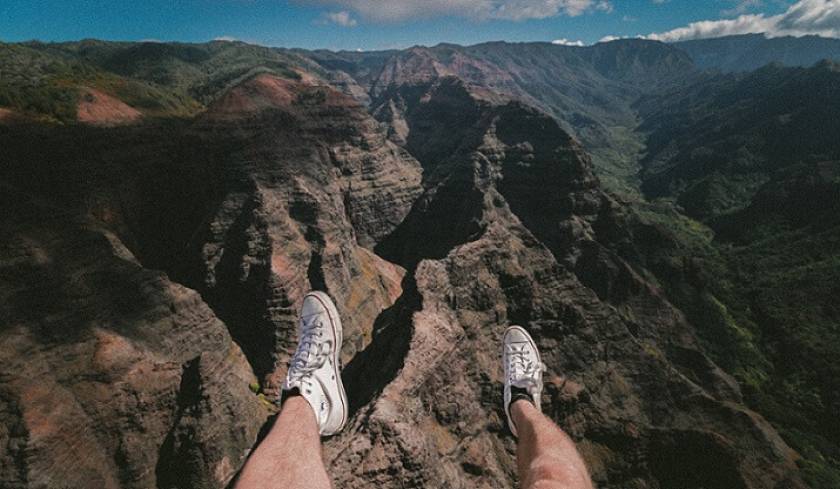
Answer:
306, 291, 348, 435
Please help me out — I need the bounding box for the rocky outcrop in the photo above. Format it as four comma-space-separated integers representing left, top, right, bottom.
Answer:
187, 73, 423, 392
0, 189, 265, 489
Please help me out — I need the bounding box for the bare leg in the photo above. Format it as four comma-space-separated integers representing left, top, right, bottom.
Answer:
235, 396, 332, 489
512, 400, 593, 489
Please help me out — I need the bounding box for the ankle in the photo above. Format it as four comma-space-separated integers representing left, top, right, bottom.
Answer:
281, 391, 313, 415
511, 398, 538, 429
280, 387, 301, 404
512, 397, 536, 412
509, 385, 534, 407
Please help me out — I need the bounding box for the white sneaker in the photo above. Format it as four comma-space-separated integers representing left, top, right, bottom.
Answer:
503, 325, 546, 437
280, 291, 348, 436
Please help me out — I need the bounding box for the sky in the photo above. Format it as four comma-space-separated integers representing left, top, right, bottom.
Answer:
1, 0, 838, 51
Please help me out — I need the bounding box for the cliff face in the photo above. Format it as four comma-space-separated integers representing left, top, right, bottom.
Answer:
0, 41, 813, 489
187, 73, 423, 392
0, 192, 265, 489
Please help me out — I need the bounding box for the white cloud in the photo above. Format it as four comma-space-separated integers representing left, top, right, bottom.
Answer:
722, 0, 764, 17
598, 34, 622, 43
644, 0, 840, 42
594, 0, 613, 14
214, 36, 238, 42
552, 37, 585, 46
777, 0, 840, 34
324, 10, 358, 26
645, 14, 776, 41
300, 0, 613, 22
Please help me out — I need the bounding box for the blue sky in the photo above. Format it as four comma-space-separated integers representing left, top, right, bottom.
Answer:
2, 0, 836, 51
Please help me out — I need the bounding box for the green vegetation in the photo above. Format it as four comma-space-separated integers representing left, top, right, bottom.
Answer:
0, 40, 311, 122
625, 194, 840, 487
0, 79, 78, 122
620, 61, 840, 487
257, 393, 276, 410
589, 124, 646, 199
0, 43, 83, 122
723, 226, 840, 488
49, 39, 308, 104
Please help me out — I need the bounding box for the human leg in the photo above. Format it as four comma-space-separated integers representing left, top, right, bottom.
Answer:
511, 400, 592, 489
502, 326, 593, 489
234, 396, 332, 489
235, 291, 348, 489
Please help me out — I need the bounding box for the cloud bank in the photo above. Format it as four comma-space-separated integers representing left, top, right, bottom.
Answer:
645, 0, 840, 42
302, 0, 612, 22
552, 38, 585, 46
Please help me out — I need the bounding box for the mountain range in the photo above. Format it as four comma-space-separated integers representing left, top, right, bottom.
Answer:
1, 33, 839, 488
675, 33, 840, 72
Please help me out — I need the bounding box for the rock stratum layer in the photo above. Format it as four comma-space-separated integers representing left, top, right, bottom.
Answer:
0, 52, 807, 489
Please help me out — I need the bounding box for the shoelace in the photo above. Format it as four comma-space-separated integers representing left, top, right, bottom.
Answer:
287, 315, 332, 387
507, 343, 540, 386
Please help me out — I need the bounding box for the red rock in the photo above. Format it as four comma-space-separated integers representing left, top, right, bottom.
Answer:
76, 88, 141, 126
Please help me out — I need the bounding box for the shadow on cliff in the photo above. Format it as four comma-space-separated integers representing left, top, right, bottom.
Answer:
341, 271, 421, 416
155, 357, 203, 489
0, 119, 294, 384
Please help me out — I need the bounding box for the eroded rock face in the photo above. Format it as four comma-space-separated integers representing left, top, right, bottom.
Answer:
0, 108, 23, 124
188, 74, 423, 391
0, 194, 265, 489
